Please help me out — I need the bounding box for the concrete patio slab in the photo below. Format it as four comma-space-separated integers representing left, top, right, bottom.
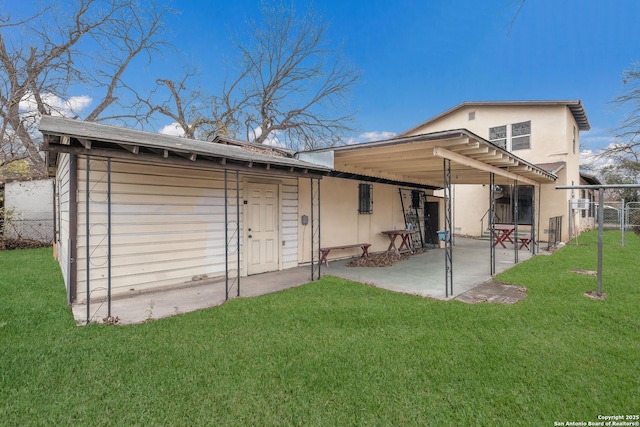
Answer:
324, 237, 534, 300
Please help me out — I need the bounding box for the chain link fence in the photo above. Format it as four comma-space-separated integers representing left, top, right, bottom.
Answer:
1, 218, 54, 244
626, 202, 640, 234
599, 201, 624, 230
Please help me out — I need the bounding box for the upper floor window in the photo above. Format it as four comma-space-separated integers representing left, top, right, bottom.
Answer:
573, 125, 576, 154
488, 121, 531, 151
511, 121, 531, 150
489, 125, 507, 149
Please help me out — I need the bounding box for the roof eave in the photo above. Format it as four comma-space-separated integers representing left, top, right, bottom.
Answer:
400, 100, 591, 135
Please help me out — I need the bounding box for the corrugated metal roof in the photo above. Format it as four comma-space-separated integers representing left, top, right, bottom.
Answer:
39, 116, 330, 175
401, 100, 591, 135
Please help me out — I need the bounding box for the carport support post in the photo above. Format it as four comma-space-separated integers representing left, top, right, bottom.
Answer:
514, 180, 519, 264
443, 159, 453, 297
531, 185, 536, 255
537, 184, 542, 255
489, 173, 496, 275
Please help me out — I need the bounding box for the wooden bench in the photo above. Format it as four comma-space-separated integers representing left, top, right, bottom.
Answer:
320, 243, 371, 267
519, 234, 532, 250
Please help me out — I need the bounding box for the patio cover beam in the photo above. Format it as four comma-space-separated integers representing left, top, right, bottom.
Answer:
433, 146, 538, 186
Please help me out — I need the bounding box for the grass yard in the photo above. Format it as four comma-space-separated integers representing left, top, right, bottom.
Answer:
1, 231, 639, 426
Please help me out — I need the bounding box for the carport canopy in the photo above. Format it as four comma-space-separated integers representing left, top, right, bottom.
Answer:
308, 129, 557, 187
301, 128, 556, 298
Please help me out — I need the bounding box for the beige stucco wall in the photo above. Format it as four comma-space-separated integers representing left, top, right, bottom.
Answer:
298, 176, 439, 264
405, 104, 582, 242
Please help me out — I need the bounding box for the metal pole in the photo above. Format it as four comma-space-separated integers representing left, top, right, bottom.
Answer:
531, 185, 536, 254
489, 173, 495, 275
310, 179, 314, 281
597, 188, 604, 297
568, 199, 573, 244
443, 159, 452, 297
85, 156, 90, 324
309, 178, 322, 281
224, 170, 229, 301
107, 158, 112, 318
537, 184, 542, 255
514, 180, 519, 264
318, 179, 322, 280
621, 198, 625, 247
236, 170, 240, 297
52, 179, 57, 245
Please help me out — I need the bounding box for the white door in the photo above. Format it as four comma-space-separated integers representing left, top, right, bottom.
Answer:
247, 183, 279, 275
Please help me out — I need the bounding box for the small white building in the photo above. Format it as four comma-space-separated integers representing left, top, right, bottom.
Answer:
2, 178, 54, 243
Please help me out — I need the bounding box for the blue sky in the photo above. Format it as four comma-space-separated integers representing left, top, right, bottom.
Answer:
7, 0, 640, 155
154, 0, 640, 153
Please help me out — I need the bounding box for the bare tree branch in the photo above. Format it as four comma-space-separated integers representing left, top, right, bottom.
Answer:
0, 0, 173, 177
593, 61, 640, 189
219, 1, 359, 150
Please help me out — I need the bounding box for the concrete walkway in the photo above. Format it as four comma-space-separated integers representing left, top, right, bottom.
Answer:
72, 267, 315, 325
72, 238, 536, 325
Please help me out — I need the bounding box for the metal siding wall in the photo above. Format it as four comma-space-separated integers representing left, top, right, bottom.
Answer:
281, 181, 298, 269
76, 157, 241, 301
56, 153, 71, 289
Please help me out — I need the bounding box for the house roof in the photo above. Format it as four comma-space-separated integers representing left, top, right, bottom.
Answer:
580, 172, 602, 186
39, 116, 330, 177
401, 100, 591, 135
312, 129, 558, 187
535, 161, 566, 174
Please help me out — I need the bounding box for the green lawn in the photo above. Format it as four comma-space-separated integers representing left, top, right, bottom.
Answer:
1, 232, 639, 426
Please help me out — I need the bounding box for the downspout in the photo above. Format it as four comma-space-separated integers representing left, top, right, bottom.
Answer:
68, 154, 78, 304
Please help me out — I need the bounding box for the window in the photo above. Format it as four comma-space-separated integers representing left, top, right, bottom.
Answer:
511, 121, 531, 150
358, 183, 372, 214
468, 111, 475, 121
489, 125, 507, 149
489, 121, 531, 151
573, 126, 576, 154
411, 190, 421, 209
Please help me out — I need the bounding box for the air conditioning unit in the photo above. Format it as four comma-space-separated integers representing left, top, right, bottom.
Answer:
571, 198, 590, 210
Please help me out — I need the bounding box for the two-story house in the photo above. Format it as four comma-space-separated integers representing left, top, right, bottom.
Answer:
401, 100, 591, 243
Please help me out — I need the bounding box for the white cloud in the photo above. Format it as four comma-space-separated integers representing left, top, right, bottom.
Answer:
343, 130, 397, 145
580, 149, 614, 169
250, 126, 286, 147
159, 123, 185, 137
19, 91, 92, 118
